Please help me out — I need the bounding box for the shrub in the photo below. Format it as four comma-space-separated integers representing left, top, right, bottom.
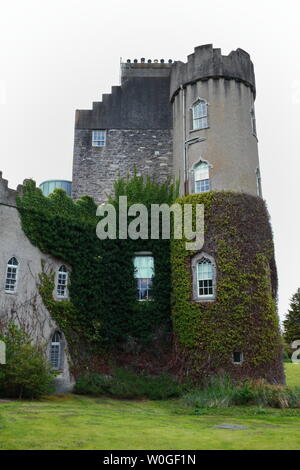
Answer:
0, 323, 56, 399
74, 368, 183, 400
183, 375, 300, 409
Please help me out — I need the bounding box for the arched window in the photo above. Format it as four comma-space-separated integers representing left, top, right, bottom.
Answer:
191, 99, 208, 130
57, 265, 68, 298
133, 253, 154, 301
5, 257, 19, 293
197, 257, 214, 298
50, 331, 62, 370
194, 161, 210, 193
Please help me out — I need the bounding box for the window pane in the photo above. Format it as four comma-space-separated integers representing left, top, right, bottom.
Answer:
133, 256, 154, 279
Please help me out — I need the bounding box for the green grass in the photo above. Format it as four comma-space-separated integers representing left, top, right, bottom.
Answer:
0, 363, 300, 450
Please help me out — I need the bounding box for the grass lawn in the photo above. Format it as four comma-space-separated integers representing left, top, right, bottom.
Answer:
0, 363, 300, 450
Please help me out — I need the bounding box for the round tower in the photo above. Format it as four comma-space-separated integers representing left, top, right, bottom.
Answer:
170, 45, 261, 197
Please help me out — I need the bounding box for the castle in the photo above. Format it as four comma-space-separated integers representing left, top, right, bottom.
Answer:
0, 45, 284, 390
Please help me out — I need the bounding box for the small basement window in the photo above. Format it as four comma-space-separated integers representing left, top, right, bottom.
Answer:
232, 352, 243, 364
92, 130, 106, 147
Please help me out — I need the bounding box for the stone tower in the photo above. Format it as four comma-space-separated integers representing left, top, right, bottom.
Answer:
72, 45, 262, 202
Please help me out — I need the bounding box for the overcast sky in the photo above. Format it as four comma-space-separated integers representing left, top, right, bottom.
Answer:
0, 0, 299, 323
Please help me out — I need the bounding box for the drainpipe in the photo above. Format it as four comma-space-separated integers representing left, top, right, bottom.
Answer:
181, 85, 187, 195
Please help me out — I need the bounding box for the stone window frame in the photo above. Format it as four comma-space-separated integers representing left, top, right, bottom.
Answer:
48, 330, 65, 371
191, 252, 217, 302
190, 97, 209, 131
189, 157, 213, 194
92, 129, 106, 147
4, 256, 19, 295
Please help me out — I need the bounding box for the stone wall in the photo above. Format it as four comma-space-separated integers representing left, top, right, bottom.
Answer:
72, 128, 173, 203
0, 174, 73, 392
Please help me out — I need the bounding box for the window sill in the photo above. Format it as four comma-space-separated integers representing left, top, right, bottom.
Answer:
4, 290, 17, 295
193, 296, 216, 303
189, 127, 210, 134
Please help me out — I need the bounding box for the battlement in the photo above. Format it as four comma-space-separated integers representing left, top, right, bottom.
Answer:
121, 59, 172, 82
170, 44, 256, 100
0, 172, 24, 207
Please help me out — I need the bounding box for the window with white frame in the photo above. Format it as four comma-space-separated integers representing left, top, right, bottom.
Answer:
194, 161, 210, 193
250, 108, 257, 137
133, 254, 154, 301
5, 257, 19, 293
50, 331, 62, 369
191, 99, 208, 130
92, 130, 106, 147
57, 265, 68, 298
232, 351, 243, 364
197, 257, 214, 298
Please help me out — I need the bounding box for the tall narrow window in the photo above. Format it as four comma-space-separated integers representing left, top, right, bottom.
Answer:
133, 254, 154, 301
251, 108, 257, 137
57, 265, 68, 298
50, 331, 62, 370
194, 161, 210, 193
256, 168, 262, 197
5, 257, 19, 293
192, 99, 208, 130
197, 257, 214, 298
92, 130, 106, 147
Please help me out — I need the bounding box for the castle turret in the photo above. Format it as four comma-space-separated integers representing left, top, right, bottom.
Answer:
170, 44, 261, 196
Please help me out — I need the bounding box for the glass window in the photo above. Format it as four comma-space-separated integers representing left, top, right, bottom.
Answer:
5, 257, 19, 293
233, 351, 243, 364
92, 130, 106, 147
50, 331, 62, 369
197, 258, 214, 297
133, 255, 154, 301
194, 161, 210, 193
57, 265, 68, 298
251, 108, 257, 137
192, 99, 208, 130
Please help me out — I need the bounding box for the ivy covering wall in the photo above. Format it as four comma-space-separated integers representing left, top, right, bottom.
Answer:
16, 177, 178, 374
171, 191, 284, 384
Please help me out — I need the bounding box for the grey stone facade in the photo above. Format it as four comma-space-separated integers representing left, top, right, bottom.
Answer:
72, 128, 173, 203
72, 44, 260, 202
0, 173, 73, 393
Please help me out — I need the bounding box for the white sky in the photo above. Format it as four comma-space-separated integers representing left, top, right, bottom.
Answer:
0, 0, 299, 323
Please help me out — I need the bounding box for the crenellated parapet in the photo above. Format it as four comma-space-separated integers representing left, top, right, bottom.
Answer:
0, 172, 24, 207
170, 44, 256, 100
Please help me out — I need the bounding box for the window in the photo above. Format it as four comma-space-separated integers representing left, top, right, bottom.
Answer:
5, 257, 19, 293
233, 351, 243, 364
50, 331, 62, 369
191, 99, 208, 130
197, 257, 214, 298
133, 254, 154, 301
250, 108, 257, 137
57, 265, 68, 298
92, 130, 106, 147
194, 161, 210, 193
256, 168, 262, 197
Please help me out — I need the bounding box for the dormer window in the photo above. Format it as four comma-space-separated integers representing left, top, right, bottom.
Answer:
92, 130, 106, 147
191, 99, 208, 130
